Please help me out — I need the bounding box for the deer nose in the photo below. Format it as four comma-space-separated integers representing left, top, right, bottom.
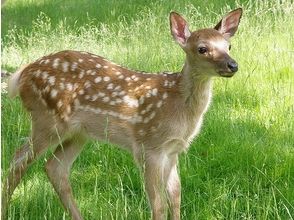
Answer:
227, 60, 238, 72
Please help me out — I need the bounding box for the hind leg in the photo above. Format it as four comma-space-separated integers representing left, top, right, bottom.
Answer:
45, 136, 86, 220
1, 116, 65, 219
2, 141, 34, 218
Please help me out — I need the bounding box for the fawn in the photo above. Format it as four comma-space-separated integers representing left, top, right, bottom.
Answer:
2, 8, 242, 220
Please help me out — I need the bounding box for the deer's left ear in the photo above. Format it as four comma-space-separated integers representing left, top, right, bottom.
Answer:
214, 8, 242, 39
170, 12, 191, 47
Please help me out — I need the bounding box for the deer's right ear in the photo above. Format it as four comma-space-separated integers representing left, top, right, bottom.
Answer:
170, 12, 191, 47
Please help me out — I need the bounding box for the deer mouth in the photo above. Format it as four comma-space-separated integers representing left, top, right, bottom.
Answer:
218, 71, 235, 77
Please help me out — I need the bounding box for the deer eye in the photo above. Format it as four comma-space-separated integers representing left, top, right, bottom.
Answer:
198, 47, 208, 54
229, 45, 232, 50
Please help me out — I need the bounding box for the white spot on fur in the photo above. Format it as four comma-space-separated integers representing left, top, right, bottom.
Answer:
139, 96, 145, 105
164, 80, 169, 87
78, 89, 84, 95
149, 111, 156, 120
57, 100, 63, 108
103, 76, 110, 82
42, 71, 49, 79
66, 83, 73, 91
59, 82, 65, 90
146, 90, 152, 98
119, 91, 126, 96
73, 83, 79, 90
102, 96, 110, 102
94, 76, 102, 83
66, 105, 71, 114
52, 58, 60, 68
98, 92, 105, 97
151, 88, 158, 96
62, 62, 69, 72
114, 85, 121, 91
84, 80, 91, 89
79, 70, 85, 79
111, 91, 118, 97
146, 103, 153, 112
123, 95, 139, 107
109, 101, 116, 105
91, 94, 98, 101
115, 98, 122, 104
157, 100, 163, 108
35, 70, 41, 77
107, 83, 114, 90
71, 62, 78, 71
96, 64, 102, 68
48, 76, 56, 86
50, 89, 58, 98
163, 92, 168, 99
78, 58, 83, 63
43, 85, 50, 93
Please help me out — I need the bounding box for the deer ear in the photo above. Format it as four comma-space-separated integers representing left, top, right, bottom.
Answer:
170, 12, 191, 47
214, 8, 242, 39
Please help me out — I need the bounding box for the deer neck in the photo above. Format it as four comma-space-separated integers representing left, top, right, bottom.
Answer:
179, 59, 212, 116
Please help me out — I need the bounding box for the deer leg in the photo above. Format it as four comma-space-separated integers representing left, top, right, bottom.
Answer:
144, 157, 166, 220
1, 129, 62, 219
45, 137, 85, 220
143, 152, 179, 220
166, 164, 181, 220
1, 142, 34, 219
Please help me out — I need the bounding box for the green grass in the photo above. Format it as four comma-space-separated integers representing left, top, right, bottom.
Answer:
1, 0, 294, 219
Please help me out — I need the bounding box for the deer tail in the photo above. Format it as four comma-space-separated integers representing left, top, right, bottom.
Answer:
8, 65, 27, 98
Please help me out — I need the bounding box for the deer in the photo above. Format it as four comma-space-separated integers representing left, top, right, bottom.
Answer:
2, 8, 242, 220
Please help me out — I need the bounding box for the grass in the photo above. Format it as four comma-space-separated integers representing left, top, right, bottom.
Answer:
1, 0, 294, 219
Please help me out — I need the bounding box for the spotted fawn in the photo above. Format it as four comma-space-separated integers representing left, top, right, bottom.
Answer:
3, 8, 242, 220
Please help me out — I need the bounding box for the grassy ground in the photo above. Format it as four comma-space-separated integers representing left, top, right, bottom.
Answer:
1, 0, 294, 219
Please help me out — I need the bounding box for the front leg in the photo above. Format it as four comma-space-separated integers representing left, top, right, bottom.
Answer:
144, 154, 167, 220
143, 152, 180, 220
166, 165, 181, 220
